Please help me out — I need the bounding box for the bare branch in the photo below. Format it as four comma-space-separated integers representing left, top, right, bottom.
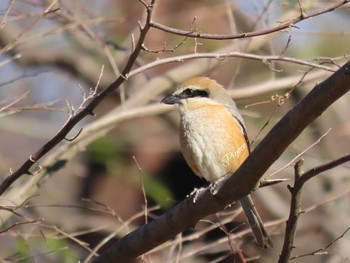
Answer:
0, 91, 30, 113
0, 0, 157, 195
149, 1, 349, 40
296, 0, 307, 18
0, 0, 15, 29
64, 128, 83, 142
268, 128, 332, 178
230, 69, 329, 99
0, 53, 21, 68
132, 156, 148, 225
278, 159, 304, 263
257, 178, 290, 189
0, 4, 59, 56
279, 153, 350, 262
301, 154, 350, 184
129, 52, 338, 78
291, 227, 350, 260
0, 219, 43, 234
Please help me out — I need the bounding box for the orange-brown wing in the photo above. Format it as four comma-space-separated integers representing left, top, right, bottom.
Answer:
221, 113, 250, 174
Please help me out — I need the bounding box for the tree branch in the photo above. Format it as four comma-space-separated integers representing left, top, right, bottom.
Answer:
0, 0, 157, 196
279, 154, 350, 262
149, 1, 349, 40
301, 154, 350, 183
291, 227, 350, 260
129, 52, 337, 77
91, 61, 350, 262
279, 159, 304, 263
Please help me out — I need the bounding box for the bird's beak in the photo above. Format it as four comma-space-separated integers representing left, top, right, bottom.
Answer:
161, 94, 180, 105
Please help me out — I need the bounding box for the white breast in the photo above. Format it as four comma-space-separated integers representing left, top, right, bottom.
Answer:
180, 109, 229, 182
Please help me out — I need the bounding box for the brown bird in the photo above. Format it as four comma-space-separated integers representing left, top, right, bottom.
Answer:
162, 77, 273, 248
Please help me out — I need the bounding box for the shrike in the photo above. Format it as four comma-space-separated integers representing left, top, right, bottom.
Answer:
162, 77, 273, 248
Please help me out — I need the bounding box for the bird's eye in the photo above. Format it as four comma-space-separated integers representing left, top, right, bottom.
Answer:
181, 88, 209, 99
183, 88, 195, 97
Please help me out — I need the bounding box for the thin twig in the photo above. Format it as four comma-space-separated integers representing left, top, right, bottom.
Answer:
0, 53, 22, 68
296, 0, 306, 18
0, 4, 59, 56
64, 128, 83, 142
0, 91, 30, 113
268, 128, 332, 178
257, 178, 290, 189
132, 155, 150, 262
0, 0, 15, 29
291, 227, 350, 260
0, 219, 43, 234
301, 154, 350, 184
199, 219, 245, 261
132, 156, 148, 225
281, 35, 292, 57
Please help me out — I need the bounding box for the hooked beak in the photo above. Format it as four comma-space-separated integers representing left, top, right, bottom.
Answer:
161, 94, 180, 105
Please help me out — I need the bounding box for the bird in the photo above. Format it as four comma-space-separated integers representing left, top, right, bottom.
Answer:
161, 76, 273, 248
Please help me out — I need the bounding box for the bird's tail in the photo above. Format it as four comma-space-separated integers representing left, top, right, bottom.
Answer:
239, 195, 273, 248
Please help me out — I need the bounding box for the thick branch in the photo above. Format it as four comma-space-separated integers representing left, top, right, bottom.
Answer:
92, 61, 350, 262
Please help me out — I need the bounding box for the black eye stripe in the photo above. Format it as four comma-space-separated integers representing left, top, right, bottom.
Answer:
180, 88, 209, 99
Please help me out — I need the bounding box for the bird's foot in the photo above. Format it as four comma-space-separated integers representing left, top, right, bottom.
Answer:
209, 177, 225, 196
187, 187, 206, 203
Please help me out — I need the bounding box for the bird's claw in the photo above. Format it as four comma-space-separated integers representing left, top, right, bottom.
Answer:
187, 187, 206, 203
209, 182, 218, 196
209, 177, 225, 196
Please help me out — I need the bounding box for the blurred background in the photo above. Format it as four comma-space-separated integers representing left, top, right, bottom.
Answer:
0, 0, 350, 262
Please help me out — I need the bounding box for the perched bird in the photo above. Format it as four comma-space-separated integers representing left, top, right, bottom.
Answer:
161, 77, 273, 248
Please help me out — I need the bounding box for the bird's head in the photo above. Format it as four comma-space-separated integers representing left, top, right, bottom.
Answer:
161, 77, 235, 110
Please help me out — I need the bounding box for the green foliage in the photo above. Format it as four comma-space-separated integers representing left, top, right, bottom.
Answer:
143, 173, 174, 208
86, 137, 126, 165
14, 236, 79, 262
87, 137, 174, 208
44, 238, 80, 262
15, 237, 30, 261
